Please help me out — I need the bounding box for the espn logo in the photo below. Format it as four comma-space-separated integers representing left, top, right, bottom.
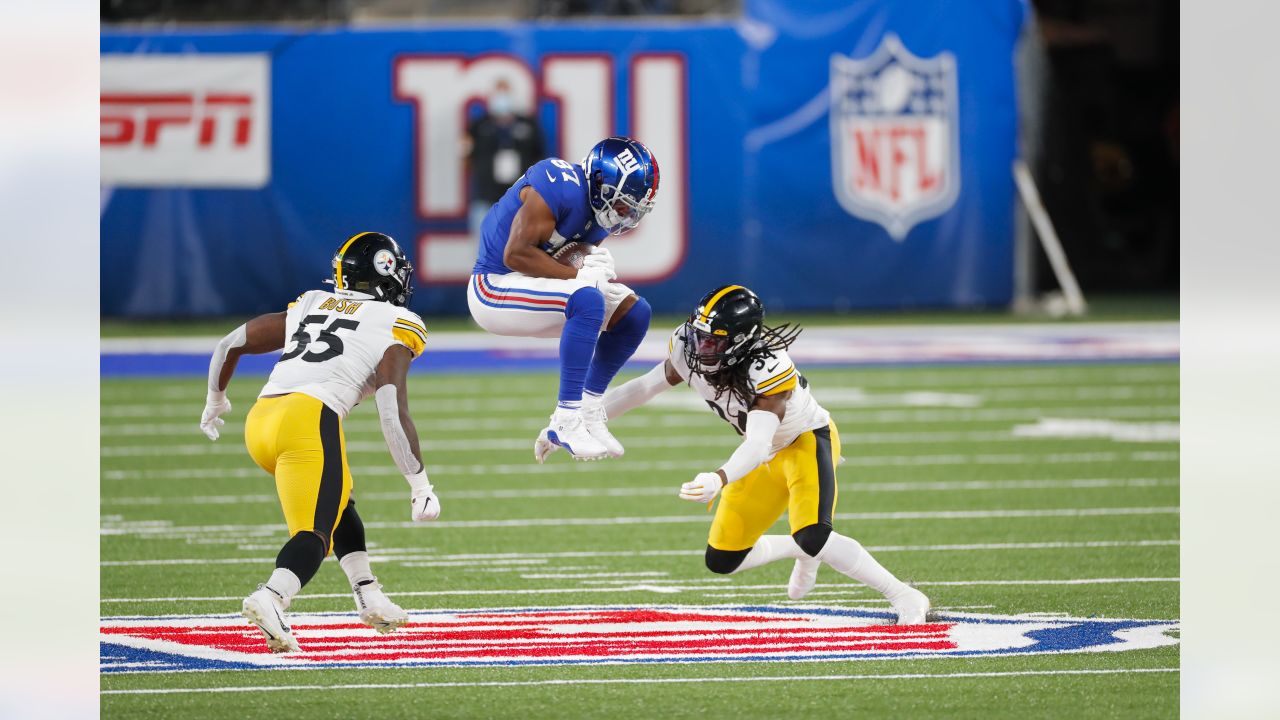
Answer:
101, 93, 253, 148
101, 55, 270, 188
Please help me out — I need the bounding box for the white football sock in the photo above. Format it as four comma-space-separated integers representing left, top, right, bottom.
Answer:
815, 532, 911, 600
265, 568, 301, 602
339, 551, 376, 587
731, 535, 807, 575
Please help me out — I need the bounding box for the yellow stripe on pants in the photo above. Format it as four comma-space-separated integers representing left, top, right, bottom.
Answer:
707, 422, 842, 552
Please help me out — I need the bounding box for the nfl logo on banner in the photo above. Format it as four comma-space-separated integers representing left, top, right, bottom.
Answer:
829, 34, 960, 241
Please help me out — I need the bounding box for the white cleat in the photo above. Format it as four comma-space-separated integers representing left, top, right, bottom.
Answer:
534, 427, 560, 464
890, 586, 931, 626
353, 580, 409, 634
581, 398, 624, 458
241, 586, 300, 653
544, 408, 609, 461
787, 557, 820, 600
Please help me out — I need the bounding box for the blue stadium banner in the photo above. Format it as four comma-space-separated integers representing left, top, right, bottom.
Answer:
101, 0, 1026, 317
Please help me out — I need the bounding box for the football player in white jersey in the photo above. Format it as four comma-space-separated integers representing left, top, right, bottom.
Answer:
542, 285, 931, 625
199, 232, 440, 652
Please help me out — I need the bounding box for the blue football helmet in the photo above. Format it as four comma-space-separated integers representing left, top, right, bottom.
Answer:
583, 136, 660, 235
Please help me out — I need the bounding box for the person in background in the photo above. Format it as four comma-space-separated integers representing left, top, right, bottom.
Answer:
463, 79, 546, 237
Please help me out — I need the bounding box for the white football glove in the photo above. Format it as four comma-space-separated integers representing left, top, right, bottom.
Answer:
199, 392, 232, 441
534, 426, 561, 464
406, 470, 441, 521
679, 472, 725, 504
602, 281, 634, 308
581, 247, 616, 275
576, 264, 616, 289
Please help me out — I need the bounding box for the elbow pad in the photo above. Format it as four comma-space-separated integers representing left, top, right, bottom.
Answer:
207, 324, 247, 397
718, 410, 781, 484
602, 363, 676, 419
375, 385, 422, 477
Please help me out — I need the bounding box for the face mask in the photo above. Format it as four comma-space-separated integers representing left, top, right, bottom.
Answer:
489, 93, 513, 116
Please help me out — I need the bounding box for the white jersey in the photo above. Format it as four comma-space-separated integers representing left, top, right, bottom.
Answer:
667, 325, 830, 455
259, 290, 428, 417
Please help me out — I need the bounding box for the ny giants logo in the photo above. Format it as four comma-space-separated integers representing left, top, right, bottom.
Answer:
830, 34, 960, 240
392, 53, 688, 284
100, 605, 1178, 673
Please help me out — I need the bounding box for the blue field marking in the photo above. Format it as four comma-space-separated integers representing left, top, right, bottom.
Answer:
100, 605, 1179, 674
100, 322, 1180, 376
100, 642, 259, 673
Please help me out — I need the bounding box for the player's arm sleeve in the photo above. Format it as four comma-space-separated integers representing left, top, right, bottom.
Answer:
373, 345, 425, 478
601, 362, 678, 419
207, 311, 288, 395
206, 324, 247, 398
391, 312, 429, 359
375, 384, 423, 477
718, 409, 782, 484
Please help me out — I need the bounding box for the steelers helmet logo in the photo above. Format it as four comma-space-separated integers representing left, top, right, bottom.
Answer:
373, 249, 397, 276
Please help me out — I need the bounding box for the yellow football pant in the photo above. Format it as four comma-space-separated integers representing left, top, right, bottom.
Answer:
708, 423, 842, 552
244, 393, 352, 553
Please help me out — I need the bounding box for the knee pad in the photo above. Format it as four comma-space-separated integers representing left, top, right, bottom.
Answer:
793, 523, 833, 557
566, 286, 605, 321
704, 545, 751, 575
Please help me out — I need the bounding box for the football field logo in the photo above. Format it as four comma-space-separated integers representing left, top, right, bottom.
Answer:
101, 605, 1178, 673
830, 34, 960, 240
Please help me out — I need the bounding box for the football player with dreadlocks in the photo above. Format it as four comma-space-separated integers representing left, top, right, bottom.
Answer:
542, 285, 931, 625
200, 232, 442, 652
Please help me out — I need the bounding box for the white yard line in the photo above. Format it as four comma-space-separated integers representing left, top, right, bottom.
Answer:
100, 667, 1178, 695
99, 477, 1177, 507
99, 506, 1180, 537
100, 435, 741, 457
99, 539, 1179, 568
99, 576, 1181, 604
100, 452, 1178, 481
98, 428, 1179, 458
98, 384, 1178, 418
99, 405, 1181, 437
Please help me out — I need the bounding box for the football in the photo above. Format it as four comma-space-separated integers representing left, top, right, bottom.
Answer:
551, 241, 593, 269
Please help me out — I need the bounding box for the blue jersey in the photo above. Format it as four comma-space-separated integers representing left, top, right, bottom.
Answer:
472, 158, 608, 275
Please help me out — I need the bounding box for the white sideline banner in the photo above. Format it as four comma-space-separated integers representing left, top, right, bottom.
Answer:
101, 55, 270, 188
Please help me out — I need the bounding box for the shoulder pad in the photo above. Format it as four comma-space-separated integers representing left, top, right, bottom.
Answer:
750, 350, 799, 397
391, 310, 428, 358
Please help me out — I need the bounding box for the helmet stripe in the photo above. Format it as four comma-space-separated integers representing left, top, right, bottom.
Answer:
699, 285, 745, 323
334, 231, 376, 290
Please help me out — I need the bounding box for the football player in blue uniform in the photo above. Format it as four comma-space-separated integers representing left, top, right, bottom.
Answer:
468, 136, 659, 461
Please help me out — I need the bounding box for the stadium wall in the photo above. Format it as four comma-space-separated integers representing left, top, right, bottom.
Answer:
100, 0, 1026, 317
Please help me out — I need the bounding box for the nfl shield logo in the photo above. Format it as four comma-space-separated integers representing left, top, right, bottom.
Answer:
830, 34, 960, 240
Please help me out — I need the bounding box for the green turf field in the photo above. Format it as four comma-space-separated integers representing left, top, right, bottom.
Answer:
100, 362, 1179, 718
